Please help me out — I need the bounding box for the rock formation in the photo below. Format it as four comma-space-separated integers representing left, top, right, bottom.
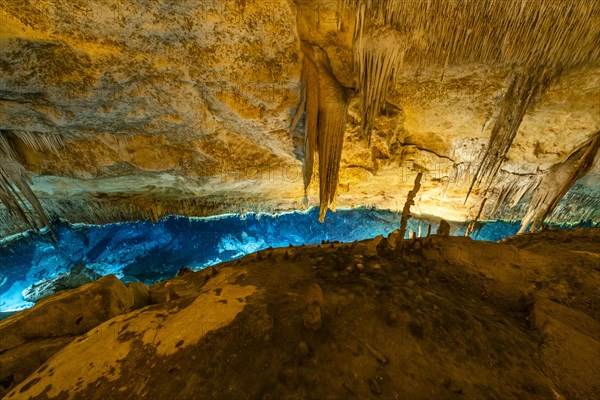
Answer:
298, 44, 348, 221
21, 263, 101, 303
0, 0, 598, 235
0, 2, 599, 398
0, 274, 151, 397
303, 282, 323, 331
1, 229, 599, 399
399, 171, 422, 241
436, 219, 450, 237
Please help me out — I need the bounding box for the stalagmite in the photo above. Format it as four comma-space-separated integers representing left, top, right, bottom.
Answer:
436, 220, 450, 237
466, 198, 487, 237
298, 44, 348, 222
399, 172, 422, 241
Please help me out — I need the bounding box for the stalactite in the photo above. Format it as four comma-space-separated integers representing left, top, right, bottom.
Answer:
399, 172, 422, 241
519, 132, 600, 233
341, 0, 599, 68
316, 61, 348, 222
340, 0, 599, 160
466, 68, 556, 201
0, 158, 35, 229
0, 131, 61, 234
301, 51, 320, 205
355, 28, 404, 144
548, 188, 600, 223
298, 44, 348, 222
478, 168, 544, 223
12, 130, 64, 155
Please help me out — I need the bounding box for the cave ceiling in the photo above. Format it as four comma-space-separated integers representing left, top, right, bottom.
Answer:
0, 0, 599, 236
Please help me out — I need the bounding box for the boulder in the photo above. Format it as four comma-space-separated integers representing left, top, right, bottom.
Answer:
386, 229, 402, 250
365, 235, 384, 257
436, 220, 451, 237
303, 283, 323, 331
530, 299, 600, 399
0, 274, 140, 397
127, 282, 152, 309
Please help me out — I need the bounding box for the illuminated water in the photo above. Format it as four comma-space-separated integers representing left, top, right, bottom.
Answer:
0, 207, 594, 312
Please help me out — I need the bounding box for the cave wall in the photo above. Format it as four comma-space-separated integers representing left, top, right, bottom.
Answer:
0, 0, 599, 235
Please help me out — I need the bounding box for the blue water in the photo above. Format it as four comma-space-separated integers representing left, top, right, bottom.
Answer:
0, 207, 595, 312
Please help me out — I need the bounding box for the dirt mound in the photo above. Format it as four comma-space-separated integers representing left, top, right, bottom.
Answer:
2, 229, 599, 399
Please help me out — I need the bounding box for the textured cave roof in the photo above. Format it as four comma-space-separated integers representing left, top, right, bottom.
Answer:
0, 0, 598, 236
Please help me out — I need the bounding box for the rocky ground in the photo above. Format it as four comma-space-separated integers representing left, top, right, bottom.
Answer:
1, 228, 599, 399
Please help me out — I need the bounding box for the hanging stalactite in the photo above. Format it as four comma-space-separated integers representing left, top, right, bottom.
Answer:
337, 0, 599, 221
465, 67, 557, 201
339, 0, 599, 153
341, 0, 599, 68
294, 44, 348, 222
0, 131, 61, 235
518, 132, 600, 233
355, 28, 405, 144
301, 51, 320, 205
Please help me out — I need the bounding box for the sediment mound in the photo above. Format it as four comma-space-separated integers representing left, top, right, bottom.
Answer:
2, 229, 599, 399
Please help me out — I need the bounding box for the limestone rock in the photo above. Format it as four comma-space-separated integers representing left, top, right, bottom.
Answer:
127, 282, 151, 310
5, 268, 256, 399
2, 231, 599, 399
386, 229, 402, 250
149, 273, 207, 304
304, 283, 323, 331
530, 299, 600, 399
365, 235, 383, 257
1, 275, 135, 353
21, 263, 101, 303
0, 337, 72, 398
436, 220, 451, 237
0, 274, 139, 397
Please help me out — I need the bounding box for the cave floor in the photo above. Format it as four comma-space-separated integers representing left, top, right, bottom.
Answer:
2, 229, 599, 399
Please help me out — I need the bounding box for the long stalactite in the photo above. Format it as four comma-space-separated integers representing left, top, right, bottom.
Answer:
297, 44, 348, 222
340, 0, 599, 143
354, 28, 404, 144
466, 67, 556, 201
519, 132, 600, 233
339, 0, 599, 220
0, 131, 60, 235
